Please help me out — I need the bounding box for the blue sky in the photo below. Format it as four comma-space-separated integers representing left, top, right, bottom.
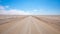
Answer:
0, 0, 60, 15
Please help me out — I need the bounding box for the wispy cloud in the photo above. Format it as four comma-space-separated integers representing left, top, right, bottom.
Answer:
33, 9, 38, 12
0, 5, 5, 10
0, 6, 31, 15
7, 9, 31, 15
5, 6, 9, 8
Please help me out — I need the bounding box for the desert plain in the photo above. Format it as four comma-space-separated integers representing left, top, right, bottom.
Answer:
0, 15, 60, 34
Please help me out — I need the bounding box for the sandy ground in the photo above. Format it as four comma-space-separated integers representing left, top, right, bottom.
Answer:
0, 15, 60, 34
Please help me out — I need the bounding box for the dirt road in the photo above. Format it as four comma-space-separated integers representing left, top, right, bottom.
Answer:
0, 16, 60, 34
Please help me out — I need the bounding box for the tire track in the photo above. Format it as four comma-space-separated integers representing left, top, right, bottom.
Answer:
19, 16, 32, 34
0, 16, 29, 34
32, 17, 60, 34
0, 16, 60, 34
32, 16, 60, 31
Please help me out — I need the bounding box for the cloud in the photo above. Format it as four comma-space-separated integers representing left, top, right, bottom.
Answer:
33, 9, 38, 12
5, 6, 9, 8
6, 9, 31, 15
0, 6, 5, 10
0, 6, 31, 15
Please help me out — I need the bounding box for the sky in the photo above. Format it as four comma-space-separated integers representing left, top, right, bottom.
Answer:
0, 0, 60, 15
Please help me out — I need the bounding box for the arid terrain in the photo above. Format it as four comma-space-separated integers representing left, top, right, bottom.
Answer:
0, 15, 60, 34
